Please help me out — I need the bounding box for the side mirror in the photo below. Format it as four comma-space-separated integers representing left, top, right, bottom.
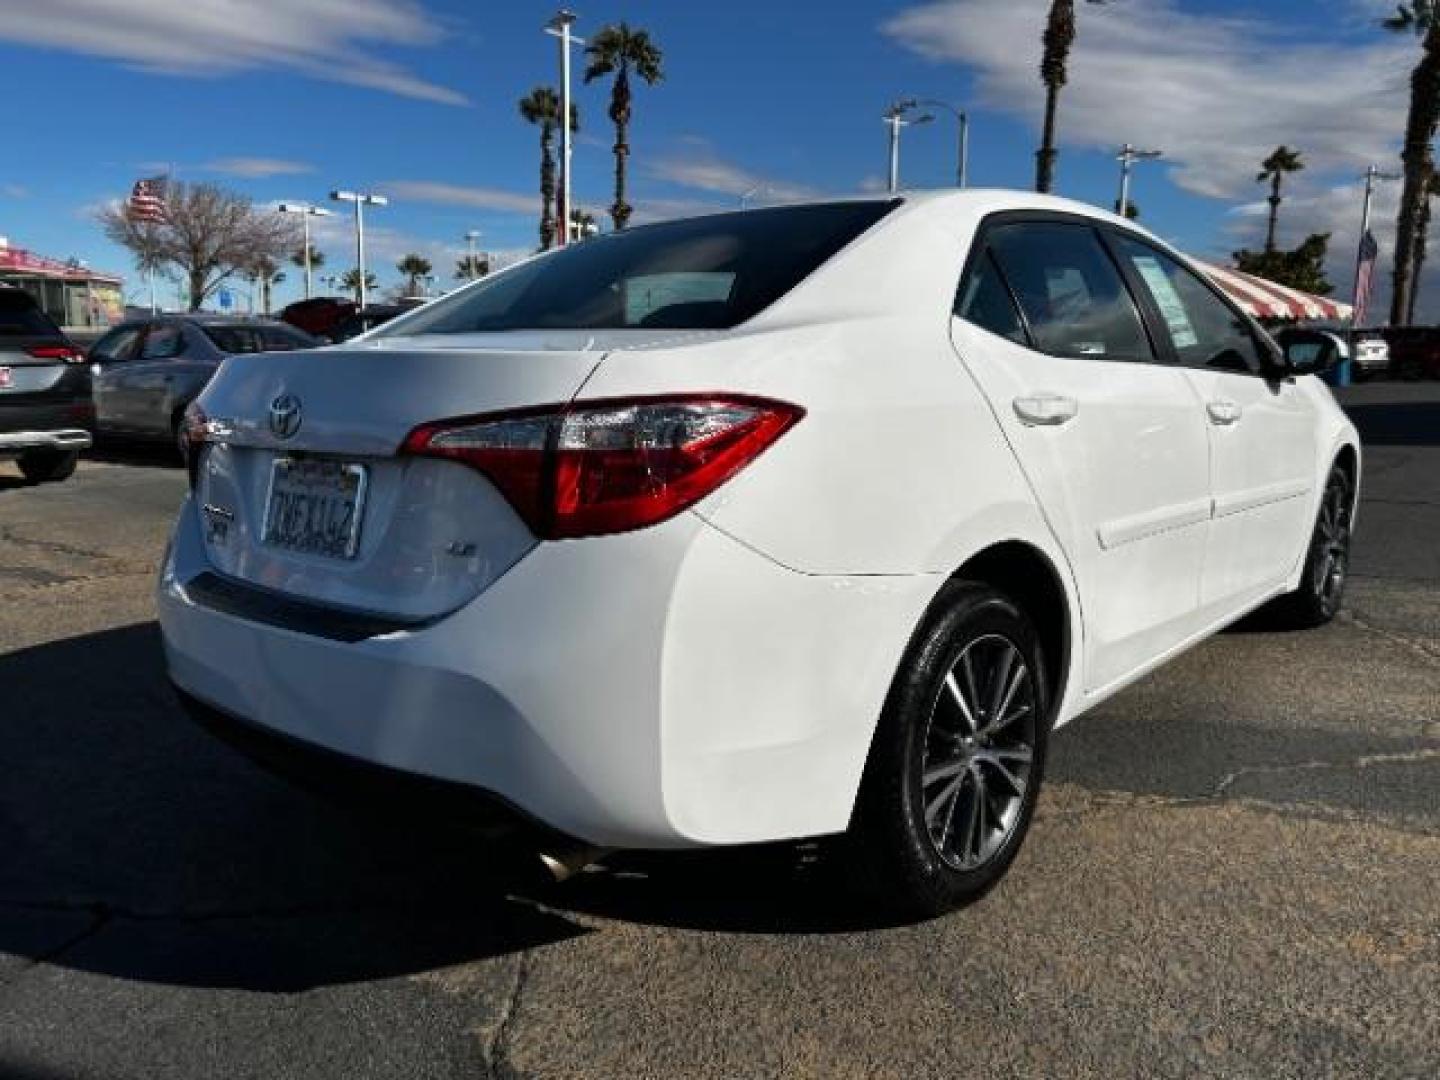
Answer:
1275, 328, 1341, 377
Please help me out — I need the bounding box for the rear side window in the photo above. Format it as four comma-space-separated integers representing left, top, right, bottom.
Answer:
0, 290, 61, 337
1110, 236, 1266, 374
955, 249, 1026, 345
380, 201, 899, 335
987, 223, 1154, 363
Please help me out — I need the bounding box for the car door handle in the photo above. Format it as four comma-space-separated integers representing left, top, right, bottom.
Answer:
1013, 394, 1079, 426
1207, 400, 1242, 425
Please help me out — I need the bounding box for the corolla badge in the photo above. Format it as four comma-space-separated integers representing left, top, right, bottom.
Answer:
269, 393, 302, 440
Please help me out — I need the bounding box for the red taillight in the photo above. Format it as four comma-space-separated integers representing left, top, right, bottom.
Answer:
401, 395, 804, 539
25, 344, 85, 363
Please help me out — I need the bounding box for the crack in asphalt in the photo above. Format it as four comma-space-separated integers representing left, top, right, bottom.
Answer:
0, 526, 116, 565
486, 947, 532, 1080
1340, 608, 1440, 665
1210, 746, 1440, 799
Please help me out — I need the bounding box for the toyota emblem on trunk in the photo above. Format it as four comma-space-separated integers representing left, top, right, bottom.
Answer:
269, 393, 302, 439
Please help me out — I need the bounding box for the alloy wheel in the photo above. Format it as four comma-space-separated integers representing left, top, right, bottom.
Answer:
919, 633, 1038, 871
1313, 478, 1351, 614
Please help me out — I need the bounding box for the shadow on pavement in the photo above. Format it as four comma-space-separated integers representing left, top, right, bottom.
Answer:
0, 622, 587, 991
1341, 401, 1440, 447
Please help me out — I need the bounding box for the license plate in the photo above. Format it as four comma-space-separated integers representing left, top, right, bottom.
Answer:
0, 367, 11, 389
261, 458, 368, 560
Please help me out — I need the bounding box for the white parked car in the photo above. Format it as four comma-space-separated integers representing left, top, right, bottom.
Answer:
159, 192, 1360, 917
1350, 332, 1390, 380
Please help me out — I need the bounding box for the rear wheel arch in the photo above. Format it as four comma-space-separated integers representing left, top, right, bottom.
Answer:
947, 541, 1072, 719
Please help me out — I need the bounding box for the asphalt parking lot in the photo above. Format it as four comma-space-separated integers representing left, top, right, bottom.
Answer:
1, 384, 1437, 1080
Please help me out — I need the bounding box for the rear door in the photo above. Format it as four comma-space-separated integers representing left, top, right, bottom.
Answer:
950, 215, 1212, 692
123, 321, 189, 435
1107, 233, 1318, 612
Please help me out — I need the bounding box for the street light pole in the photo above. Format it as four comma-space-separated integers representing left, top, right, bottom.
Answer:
329, 190, 388, 309
1355, 165, 1400, 326
1115, 143, 1163, 217
884, 103, 933, 194
546, 10, 583, 247
464, 230, 483, 279
278, 203, 334, 299
898, 98, 970, 187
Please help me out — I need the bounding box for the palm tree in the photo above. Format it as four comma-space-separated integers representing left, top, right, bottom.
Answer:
569, 207, 598, 241
339, 267, 377, 302
455, 254, 490, 280
396, 253, 432, 296
1257, 146, 1305, 255
251, 255, 284, 315
1035, 1, 1106, 194
518, 86, 579, 250
1385, 2, 1440, 323
290, 244, 324, 272
1408, 155, 1440, 323
584, 23, 664, 230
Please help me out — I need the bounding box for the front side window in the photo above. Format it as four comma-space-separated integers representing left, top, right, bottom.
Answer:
987, 223, 1154, 362
90, 326, 141, 364
377, 201, 898, 336
1111, 236, 1266, 374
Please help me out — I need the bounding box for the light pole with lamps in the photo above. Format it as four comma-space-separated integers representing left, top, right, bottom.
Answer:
897, 98, 970, 188
545, 10, 583, 248
277, 203, 334, 299
884, 103, 933, 194
1115, 144, 1162, 218
329, 190, 388, 309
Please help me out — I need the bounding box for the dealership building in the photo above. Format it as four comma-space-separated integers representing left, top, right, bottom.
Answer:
0, 236, 123, 330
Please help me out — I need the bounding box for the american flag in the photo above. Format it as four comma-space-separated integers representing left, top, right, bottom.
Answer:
1354, 229, 1379, 326
127, 176, 168, 224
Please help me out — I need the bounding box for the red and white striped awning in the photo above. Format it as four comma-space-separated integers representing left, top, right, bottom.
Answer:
1196, 261, 1351, 323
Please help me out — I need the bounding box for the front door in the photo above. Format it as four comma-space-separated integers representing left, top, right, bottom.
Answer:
951, 217, 1213, 693
1106, 234, 1318, 613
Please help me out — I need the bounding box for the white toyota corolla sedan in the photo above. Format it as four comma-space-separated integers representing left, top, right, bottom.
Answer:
160, 191, 1359, 916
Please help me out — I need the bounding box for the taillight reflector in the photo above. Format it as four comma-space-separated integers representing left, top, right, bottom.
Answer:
401, 395, 804, 539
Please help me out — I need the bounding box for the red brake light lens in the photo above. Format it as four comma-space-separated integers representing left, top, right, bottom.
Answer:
401, 395, 804, 539
26, 344, 85, 363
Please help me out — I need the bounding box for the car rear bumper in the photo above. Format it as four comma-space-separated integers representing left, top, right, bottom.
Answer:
158, 495, 936, 848
0, 428, 92, 455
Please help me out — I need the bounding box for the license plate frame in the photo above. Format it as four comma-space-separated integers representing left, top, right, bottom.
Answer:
260, 457, 369, 560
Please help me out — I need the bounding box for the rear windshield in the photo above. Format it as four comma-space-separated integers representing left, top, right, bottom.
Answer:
201, 324, 318, 354
379, 201, 899, 335
0, 290, 61, 337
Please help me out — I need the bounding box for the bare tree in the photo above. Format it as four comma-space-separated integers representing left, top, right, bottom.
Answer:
99, 181, 300, 311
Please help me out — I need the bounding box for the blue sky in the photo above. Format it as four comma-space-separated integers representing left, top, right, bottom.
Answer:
0, 0, 1421, 313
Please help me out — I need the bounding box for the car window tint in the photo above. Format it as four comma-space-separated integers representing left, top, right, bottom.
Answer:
140, 324, 184, 360
955, 248, 1027, 345
90, 326, 141, 363
0, 290, 61, 337
987, 223, 1153, 362
1111, 236, 1265, 374
379, 201, 899, 335
260, 326, 316, 350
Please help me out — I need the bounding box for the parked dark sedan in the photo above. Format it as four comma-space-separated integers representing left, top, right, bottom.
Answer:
90, 315, 319, 443
0, 285, 92, 482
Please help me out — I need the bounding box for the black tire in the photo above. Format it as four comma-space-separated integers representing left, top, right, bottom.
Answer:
845, 581, 1051, 920
1272, 465, 1353, 629
17, 449, 79, 484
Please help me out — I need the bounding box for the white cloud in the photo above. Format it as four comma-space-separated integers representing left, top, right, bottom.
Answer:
0, 0, 466, 106
377, 181, 537, 215
883, 0, 1410, 199
203, 157, 314, 179
647, 147, 823, 203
